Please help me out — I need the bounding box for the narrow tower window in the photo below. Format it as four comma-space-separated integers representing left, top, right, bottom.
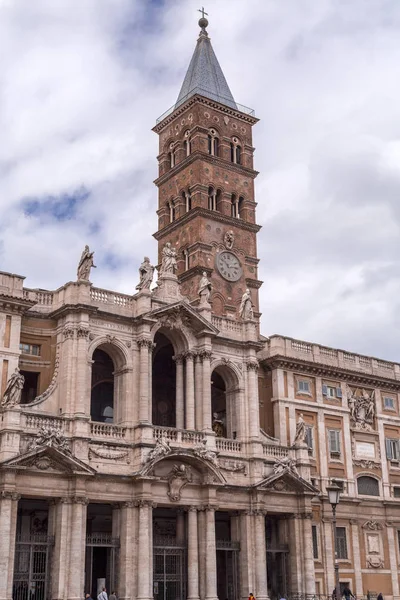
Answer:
231, 194, 238, 218
168, 200, 176, 223
183, 249, 189, 271
230, 137, 241, 164
169, 143, 176, 168
208, 129, 219, 157
208, 186, 217, 211
185, 190, 192, 212
238, 196, 244, 218
184, 130, 191, 156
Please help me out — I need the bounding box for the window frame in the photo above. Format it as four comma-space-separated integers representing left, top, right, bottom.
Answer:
357, 475, 380, 497
297, 379, 311, 395
312, 524, 319, 560
383, 395, 396, 411
19, 343, 41, 357
386, 438, 400, 461
335, 526, 348, 560
328, 428, 341, 459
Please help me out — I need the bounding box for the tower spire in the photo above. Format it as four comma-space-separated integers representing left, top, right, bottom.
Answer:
175, 12, 237, 110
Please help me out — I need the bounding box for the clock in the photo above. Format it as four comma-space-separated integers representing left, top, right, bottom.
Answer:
216, 251, 243, 282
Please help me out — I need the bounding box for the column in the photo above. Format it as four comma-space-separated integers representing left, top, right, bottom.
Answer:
136, 501, 153, 600
67, 496, 88, 600
174, 355, 184, 429
198, 509, 206, 600
50, 498, 72, 600
288, 514, 303, 593
239, 511, 255, 600
254, 511, 269, 600
138, 339, 151, 422
0, 491, 19, 600
176, 509, 185, 545
246, 360, 260, 438
350, 520, 363, 596
188, 507, 200, 600
386, 522, 400, 599
75, 321, 90, 415
301, 513, 316, 594
322, 518, 335, 594
201, 351, 212, 431
204, 506, 218, 600
119, 502, 136, 600
185, 352, 195, 430
195, 354, 203, 431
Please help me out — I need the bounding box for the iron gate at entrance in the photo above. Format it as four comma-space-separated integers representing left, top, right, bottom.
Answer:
153, 536, 187, 600
13, 534, 54, 600
216, 540, 240, 600
85, 533, 119, 599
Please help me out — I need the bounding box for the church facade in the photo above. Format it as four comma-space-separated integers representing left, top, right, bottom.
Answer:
1, 15, 400, 600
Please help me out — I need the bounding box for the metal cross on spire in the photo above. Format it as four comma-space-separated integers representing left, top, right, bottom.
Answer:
198, 7, 208, 19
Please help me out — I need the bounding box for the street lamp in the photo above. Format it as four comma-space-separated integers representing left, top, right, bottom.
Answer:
326, 482, 342, 600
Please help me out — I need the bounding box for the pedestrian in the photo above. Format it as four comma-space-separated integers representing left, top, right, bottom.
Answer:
109, 591, 117, 600
377, 593, 384, 600
248, 593, 255, 600
342, 586, 354, 600
98, 588, 108, 600
85, 595, 93, 600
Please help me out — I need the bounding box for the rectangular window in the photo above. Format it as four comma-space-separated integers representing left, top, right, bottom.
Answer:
312, 525, 319, 559
393, 487, 400, 498
298, 380, 310, 393
384, 396, 396, 411
20, 371, 40, 404
328, 429, 341, 458
335, 526, 348, 559
19, 343, 41, 356
386, 438, 400, 461
305, 426, 314, 454
322, 384, 342, 399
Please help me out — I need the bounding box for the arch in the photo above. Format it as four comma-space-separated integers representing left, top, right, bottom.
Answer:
211, 362, 241, 439
183, 130, 191, 156
139, 450, 226, 483
88, 337, 129, 370
357, 475, 380, 497
208, 128, 220, 157
91, 348, 115, 423
230, 136, 242, 165
150, 321, 191, 355
152, 332, 177, 427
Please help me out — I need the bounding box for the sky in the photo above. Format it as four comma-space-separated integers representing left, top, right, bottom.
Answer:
1, 0, 400, 360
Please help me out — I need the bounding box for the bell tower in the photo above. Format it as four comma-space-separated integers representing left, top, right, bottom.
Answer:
153, 15, 261, 319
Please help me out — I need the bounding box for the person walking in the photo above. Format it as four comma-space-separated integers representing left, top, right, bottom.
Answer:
85, 594, 93, 600
248, 593, 255, 600
377, 593, 384, 600
109, 591, 117, 600
342, 586, 355, 600
98, 588, 108, 600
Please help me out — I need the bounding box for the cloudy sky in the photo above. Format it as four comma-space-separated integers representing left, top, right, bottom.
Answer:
1, 0, 400, 360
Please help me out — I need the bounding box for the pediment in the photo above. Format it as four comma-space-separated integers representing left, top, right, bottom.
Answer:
253, 469, 318, 494
148, 301, 219, 336
0, 445, 96, 476
137, 448, 226, 484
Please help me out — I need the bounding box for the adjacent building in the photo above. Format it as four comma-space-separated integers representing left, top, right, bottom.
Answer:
1, 15, 400, 600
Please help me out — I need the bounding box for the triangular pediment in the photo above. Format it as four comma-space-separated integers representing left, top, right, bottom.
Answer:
254, 469, 318, 495
148, 301, 219, 336
0, 445, 96, 476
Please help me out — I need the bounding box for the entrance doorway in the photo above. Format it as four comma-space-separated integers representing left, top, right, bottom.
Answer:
85, 504, 119, 599
153, 508, 187, 600
266, 516, 289, 600
13, 499, 53, 600
215, 511, 240, 600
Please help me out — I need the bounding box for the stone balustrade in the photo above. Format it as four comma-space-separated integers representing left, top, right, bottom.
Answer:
215, 438, 242, 453
23, 412, 70, 432
90, 422, 127, 439
263, 443, 290, 459
90, 287, 133, 308
262, 335, 400, 380
152, 426, 205, 445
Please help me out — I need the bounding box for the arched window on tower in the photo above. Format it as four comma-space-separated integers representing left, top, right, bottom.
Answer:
182, 189, 192, 212
168, 200, 176, 223
230, 138, 241, 165
91, 349, 114, 423
184, 130, 191, 157
231, 194, 237, 218
168, 143, 176, 168
183, 248, 189, 271
238, 196, 244, 218
208, 129, 219, 157
208, 186, 216, 211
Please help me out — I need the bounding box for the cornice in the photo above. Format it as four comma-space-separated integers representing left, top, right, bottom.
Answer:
48, 303, 99, 320
153, 207, 261, 241
0, 294, 36, 314
154, 150, 258, 187
153, 94, 259, 133
262, 354, 400, 390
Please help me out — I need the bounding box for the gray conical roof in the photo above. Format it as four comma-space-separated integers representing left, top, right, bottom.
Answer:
175, 24, 237, 110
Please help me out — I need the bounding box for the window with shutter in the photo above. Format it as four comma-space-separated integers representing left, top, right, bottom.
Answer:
386, 439, 399, 461
336, 387, 343, 398
335, 527, 348, 559
298, 380, 311, 393
305, 426, 314, 454
328, 429, 341, 457
312, 525, 319, 559
384, 396, 396, 410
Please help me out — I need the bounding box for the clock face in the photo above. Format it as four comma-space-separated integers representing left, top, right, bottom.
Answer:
216, 251, 243, 282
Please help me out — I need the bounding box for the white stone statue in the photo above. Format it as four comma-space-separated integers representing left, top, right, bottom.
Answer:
198, 271, 212, 304
160, 242, 177, 275
136, 256, 154, 291
27, 426, 71, 454
224, 230, 234, 250
347, 386, 375, 431
293, 413, 307, 445
273, 456, 299, 477
193, 439, 219, 467
1, 367, 24, 408
77, 245, 96, 281
147, 437, 171, 462
239, 288, 254, 320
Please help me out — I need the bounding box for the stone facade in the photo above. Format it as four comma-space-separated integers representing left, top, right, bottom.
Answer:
1, 17, 400, 600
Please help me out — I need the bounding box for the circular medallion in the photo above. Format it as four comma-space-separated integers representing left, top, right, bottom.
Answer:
216, 251, 243, 282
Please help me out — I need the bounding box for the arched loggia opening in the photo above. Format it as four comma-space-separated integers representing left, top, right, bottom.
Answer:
91, 349, 115, 422
211, 366, 239, 439
152, 332, 176, 427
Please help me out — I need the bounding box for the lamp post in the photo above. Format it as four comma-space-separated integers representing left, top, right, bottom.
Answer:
326, 482, 342, 600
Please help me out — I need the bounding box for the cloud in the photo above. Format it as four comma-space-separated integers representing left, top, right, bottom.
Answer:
1, 0, 400, 360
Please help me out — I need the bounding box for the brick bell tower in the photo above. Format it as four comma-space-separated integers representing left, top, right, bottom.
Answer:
153, 14, 261, 319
